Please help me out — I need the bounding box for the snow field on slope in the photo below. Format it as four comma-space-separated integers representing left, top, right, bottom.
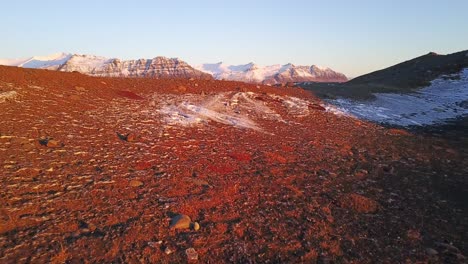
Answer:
154, 92, 325, 132
328, 68, 468, 126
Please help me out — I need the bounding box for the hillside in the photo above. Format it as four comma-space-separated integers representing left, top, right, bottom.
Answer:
0, 65, 466, 263
302, 50, 468, 99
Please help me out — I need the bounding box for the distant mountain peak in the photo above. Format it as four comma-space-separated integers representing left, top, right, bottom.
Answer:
195, 62, 347, 84
0, 52, 348, 84
0, 52, 212, 80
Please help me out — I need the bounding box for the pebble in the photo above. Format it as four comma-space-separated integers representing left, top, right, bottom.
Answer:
129, 180, 143, 187
184, 177, 210, 187
177, 85, 187, 92
148, 241, 163, 248
46, 139, 62, 148
170, 214, 200, 230
339, 193, 379, 213
75, 86, 87, 92
186, 248, 198, 261
426, 248, 438, 256
164, 247, 173, 255
116, 132, 138, 142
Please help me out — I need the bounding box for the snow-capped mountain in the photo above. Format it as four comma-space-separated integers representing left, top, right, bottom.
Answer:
0, 52, 72, 69
0, 53, 347, 84
0, 53, 213, 80
195, 62, 347, 84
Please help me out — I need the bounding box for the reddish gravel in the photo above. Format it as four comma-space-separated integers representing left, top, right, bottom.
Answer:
0, 65, 467, 263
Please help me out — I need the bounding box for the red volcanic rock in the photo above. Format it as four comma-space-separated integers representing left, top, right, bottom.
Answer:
0, 65, 466, 263
129, 180, 144, 187
115, 90, 144, 100
135, 161, 152, 171
308, 103, 326, 111
265, 151, 288, 164
339, 193, 379, 213
116, 132, 139, 142
228, 152, 252, 162
208, 164, 235, 174
387, 128, 411, 136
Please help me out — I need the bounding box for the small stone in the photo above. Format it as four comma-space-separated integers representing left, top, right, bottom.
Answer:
339, 193, 379, 213
407, 229, 421, 241
46, 140, 62, 148
170, 214, 200, 231
170, 214, 191, 229
74, 86, 87, 92
354, 169, 368, 179
69, 95, 81, 100
88, 223, 97, 232
192, 222, 200, 231
116, 132, 138, 142
186, 248, 198, 261
135, 161, 152, 170
426, 248, 438, 256
164, 247, 173, 255
435, 242, 460, 253
455, 253, 466, 261
184, 177, 210, 187
177, 85, 187, 92
126, 133, 137, 142
147, 241, 162, 248
129, 180, 143, 187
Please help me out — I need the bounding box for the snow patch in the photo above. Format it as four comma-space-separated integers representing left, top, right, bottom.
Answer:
0, 52, 71, 69
155, 92, 315, 132
326, 68, 468, 126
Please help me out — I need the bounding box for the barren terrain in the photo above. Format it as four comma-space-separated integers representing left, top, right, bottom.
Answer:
0, 66, 466, 263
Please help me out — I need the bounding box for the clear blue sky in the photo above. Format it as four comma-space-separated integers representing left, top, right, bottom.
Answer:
1, 0, 467, 77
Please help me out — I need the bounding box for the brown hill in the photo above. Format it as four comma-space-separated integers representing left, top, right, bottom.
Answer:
302, 50, 468, 99
0, 65, 466, 263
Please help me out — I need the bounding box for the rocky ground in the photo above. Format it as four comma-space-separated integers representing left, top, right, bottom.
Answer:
0, 66, 467, 263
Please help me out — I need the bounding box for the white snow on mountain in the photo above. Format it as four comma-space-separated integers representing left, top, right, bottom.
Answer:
196, 62, 283, 83
57, 54, 113, 73
0, 52, 72, 69
195, 62, 347, 84
0, 53, 347, 83
327, 68, 468, 126
0, 53, 212, 79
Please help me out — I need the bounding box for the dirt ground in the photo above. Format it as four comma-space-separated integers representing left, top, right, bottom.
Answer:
0, 66, 466, 263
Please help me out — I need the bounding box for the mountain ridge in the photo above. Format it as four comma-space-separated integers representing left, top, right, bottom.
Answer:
0, 53, 213, 80
0, 53, 347, 84
301, 49, 468, 99
195, 62, 347, 84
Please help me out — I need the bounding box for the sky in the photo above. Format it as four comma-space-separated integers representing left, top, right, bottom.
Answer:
1, 0, 467, 77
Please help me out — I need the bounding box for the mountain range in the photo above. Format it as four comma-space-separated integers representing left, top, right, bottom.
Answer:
195, 62, 347, 84
0, 53, 347, 84
0, 53, 212, 80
